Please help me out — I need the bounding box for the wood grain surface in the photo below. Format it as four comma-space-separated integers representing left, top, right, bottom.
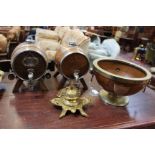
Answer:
0, 70, 155, 129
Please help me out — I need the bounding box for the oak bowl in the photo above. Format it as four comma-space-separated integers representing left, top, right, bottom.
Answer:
93, 58, 152, 106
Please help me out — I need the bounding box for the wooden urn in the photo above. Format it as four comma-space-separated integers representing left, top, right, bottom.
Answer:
93, 58, 152, 106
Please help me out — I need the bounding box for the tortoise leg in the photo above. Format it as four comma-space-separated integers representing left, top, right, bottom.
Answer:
59, 109, 67, 118
79, 108, 88, 117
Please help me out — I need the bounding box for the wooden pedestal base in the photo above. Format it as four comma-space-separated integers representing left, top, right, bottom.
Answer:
54, 71, 88, 90
13, 78, 48, 93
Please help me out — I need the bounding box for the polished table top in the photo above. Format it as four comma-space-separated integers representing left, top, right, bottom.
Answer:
0, 71, 155, 129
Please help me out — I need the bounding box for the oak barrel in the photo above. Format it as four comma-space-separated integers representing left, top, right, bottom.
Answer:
11, 42, 48, 80
55, 45, 89, 79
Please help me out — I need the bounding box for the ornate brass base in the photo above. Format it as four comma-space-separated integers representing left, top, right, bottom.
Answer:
51, 86, 91, 118
99, 89, 129, 106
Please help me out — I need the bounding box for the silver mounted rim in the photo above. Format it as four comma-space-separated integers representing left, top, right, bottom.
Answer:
93, 58, 152, 84
59, 50, 89, 79
11, 43, 48, 80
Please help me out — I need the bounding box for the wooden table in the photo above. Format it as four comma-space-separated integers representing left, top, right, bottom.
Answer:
0, 71, 155, 129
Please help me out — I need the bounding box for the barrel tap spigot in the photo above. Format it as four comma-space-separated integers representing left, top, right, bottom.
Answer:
27, 69, 34, 90
73, 70, 80, 87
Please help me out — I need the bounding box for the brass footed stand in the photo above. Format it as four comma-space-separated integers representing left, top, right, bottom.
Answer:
99, 89, 129, 106
51, 85, 91, 118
